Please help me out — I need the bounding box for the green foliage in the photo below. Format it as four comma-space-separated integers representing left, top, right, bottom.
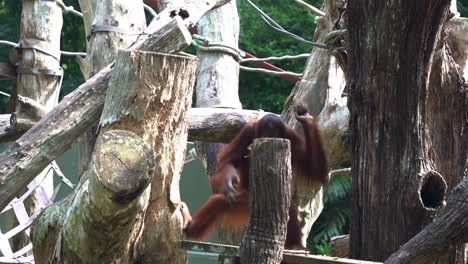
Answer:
238, 0, 322, 113
59, 0, 86, 98
307, 171, 352, 254
0, 0, 20, 113
314, 242, 332, 256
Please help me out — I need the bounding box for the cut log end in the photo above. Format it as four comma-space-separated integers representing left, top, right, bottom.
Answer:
419, 170, 447, 210
95, 130, 155, 204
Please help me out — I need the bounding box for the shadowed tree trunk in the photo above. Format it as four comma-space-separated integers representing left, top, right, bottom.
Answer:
348, 0, 467, 262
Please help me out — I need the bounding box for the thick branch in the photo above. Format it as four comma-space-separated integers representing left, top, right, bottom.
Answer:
0, 108, 271, 144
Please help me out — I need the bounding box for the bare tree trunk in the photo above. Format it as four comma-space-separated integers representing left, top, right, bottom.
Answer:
31, 50, 197, 263
239, 138, 292, 264
280, 0, 348, 248
6, 0, 63, 252
77, 0, 146, 178
191, 0, 243, 244
126, 52, 197, 263
348, 1, 467, 262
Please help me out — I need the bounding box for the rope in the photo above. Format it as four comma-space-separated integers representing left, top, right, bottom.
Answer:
240, 53, 310, 62
191, 35, 304, 78
239, 65, 302, 77
291, 0, 325, 16
55, 0, 83, 17
0, 40, 86, 57
0, 91, 11, 97
243, 0, 329, 49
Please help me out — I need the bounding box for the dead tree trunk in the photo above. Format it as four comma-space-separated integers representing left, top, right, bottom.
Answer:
239, 138, 292, 264
6, 0, 63, 252
31, 50, 197, 263
348, 1, 467, 262
77, 0, 146, 178
0, 0, 228, 212
31, 130, 155, 264
280, 0, 348, 248
191, 0, 243, 244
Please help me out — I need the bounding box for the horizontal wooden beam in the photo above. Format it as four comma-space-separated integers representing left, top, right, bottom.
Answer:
181, 240, 382, 264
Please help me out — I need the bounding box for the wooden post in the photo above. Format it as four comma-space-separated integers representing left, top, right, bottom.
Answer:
192, 0, 243, 243
77, 0, 146, 178
7, 0, 63, 251
31, 50, 198, 263
240, 138, 292, 264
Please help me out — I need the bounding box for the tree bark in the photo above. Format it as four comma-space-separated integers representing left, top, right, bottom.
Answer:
31, 50, 197, 263
77, 0, 146, 178
239, 138, 292, 264
191, 0, 243, 244
385, 174, 468, 264
348, 1, 467, 262
6, 0, 63, 253
112, 51, 197, 264
280, 0, 348, 248
0, 0, 220, 211
31, 130, 155, 264
1, 107, 271, 144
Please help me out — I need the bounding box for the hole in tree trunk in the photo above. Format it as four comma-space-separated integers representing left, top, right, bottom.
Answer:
419, 171, 447, 209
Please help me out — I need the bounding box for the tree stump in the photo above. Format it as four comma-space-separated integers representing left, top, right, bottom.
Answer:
240, 138, 292, 264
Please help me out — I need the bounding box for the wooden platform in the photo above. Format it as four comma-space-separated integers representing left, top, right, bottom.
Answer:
181, 240, 382, 264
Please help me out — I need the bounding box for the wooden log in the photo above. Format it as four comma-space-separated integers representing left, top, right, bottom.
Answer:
31, 130, 155, 263
0, 6, 204, 211
6, 0, 64, 251
0, 108, 269, 144
101, 51, 197, 263
182, 240, 383, 264
240, 138, 292, 264
331, 235, 350, 258
188, 107, 265, 142
77, 0, 147, 178
192, 0, 243, 244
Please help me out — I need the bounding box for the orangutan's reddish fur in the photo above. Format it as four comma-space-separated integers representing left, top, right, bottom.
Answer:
181, 104, 329, 249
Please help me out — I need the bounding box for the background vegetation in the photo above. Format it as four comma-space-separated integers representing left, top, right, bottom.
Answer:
0, 0, 466, 255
